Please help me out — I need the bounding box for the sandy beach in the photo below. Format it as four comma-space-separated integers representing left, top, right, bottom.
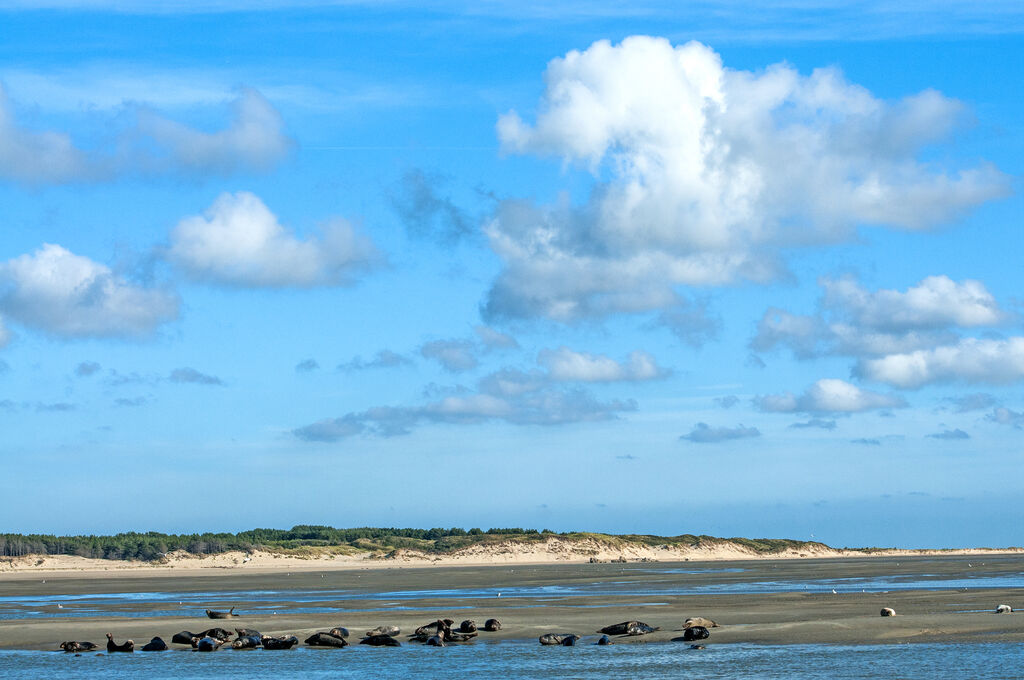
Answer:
2, 552, 1022, 650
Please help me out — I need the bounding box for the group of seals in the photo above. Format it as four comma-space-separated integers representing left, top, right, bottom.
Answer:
59, 641, 98, 653
406, 618, 503, 646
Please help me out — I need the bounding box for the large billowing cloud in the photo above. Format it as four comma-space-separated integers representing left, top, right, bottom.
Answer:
751, 275, 1004, 360
538, 347, 667, 382
0, 86, 290, 183
755, 378, 906, 414
168, 192, 379, 287
855, 337, 1024, 388
485, 37, 1007, 323
0, 244, 179, 339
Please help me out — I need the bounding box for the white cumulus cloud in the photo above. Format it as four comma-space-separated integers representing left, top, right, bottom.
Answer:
855, 337, 1024, 388
485, 36, 1007, 323
168, 191, 379, 288
755, 378, 906, 414
822, 275, 1003, 331
0, 244, 179, 338
539, 347, 667, 382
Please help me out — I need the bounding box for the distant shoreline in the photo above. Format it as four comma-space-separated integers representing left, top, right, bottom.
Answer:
3, 539, 1022, 575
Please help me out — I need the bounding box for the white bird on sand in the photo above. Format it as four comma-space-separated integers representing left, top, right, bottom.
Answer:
57, 604, 63, 609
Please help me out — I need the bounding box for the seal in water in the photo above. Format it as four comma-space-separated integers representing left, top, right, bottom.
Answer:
105, 634, 134, 653
360, 634, 401, 647
561, 635, 580, 646
141, 637, 168, 651
205, 607, 238, 619
596, 635, 612, 645
483, 618, 502, 632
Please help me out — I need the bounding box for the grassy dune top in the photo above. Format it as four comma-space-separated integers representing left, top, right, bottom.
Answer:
0, 526, 829, 562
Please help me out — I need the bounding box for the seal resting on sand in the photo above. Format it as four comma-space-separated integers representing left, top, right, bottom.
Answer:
684, 617, 720, 628
425, 634, 445, 647
206, 607, 238, 619
328, 627, 350, 638
458, 619, 477, 633
194, 636, 222, 652
172, 631, 200, 645
261, 635, 299, 650
231, 635, 261, 649
880, 608, 896, 617
305, 632, 348, 648
996, 604, 1013, 614
681, 626, 710, 642
599, 620, 659, 636
105, 634, 134, 653
360, 634, 400, 647
60, 641, 98, 653
483, 618, 501, 632
539, 633, 577, 645
365, 625, 400, 637
141, 637, 168, 651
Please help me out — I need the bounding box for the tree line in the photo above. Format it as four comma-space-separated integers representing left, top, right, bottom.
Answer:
0, 526, 554, 561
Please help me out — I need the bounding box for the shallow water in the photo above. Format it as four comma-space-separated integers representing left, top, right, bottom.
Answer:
2, 641, 1022, 679
3, 567, 1022, 620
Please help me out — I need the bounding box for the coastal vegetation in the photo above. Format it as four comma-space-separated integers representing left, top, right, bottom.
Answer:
0, 527, 823, 562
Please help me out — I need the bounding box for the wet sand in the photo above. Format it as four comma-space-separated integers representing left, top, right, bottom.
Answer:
2, 554, 1022, 650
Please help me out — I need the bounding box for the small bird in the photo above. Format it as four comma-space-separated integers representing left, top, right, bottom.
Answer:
832, 589, 837, 594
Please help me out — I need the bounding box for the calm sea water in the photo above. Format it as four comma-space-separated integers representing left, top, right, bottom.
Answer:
2, 641, 1022, 679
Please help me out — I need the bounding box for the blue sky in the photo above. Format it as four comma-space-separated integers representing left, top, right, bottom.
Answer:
0, 1, 1021, 548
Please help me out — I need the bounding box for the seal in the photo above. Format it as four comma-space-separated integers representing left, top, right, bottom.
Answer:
305, 632, 348, 648
425, 634, 445, 647
483, 618, 502, 632
683, 617, 720, 628
596, 635, 612, 645
599, 620, 659, 636
105, 633, 134, 653
199, 628, 233, 641
205, 607, 238, 619
171, 631, 200, 645
365, 625, 400, 637
996, 604, 1013, 614
235, 628, 261, 638
59, 641, 98, 653
681, 626, 710, 642
194, 636, 221, 652
231, 635, 261, 650
328, 627, 350, 638
261, 635, 299, 650
360, 634, 401, 647
560, 634, 580, 646
880, 608, 896, 617
458, 620, 477, 633
539, 633, 576, 645
141, 637, 168, 651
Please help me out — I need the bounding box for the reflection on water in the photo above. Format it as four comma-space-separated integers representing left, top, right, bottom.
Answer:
1, 641, 1022, 680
